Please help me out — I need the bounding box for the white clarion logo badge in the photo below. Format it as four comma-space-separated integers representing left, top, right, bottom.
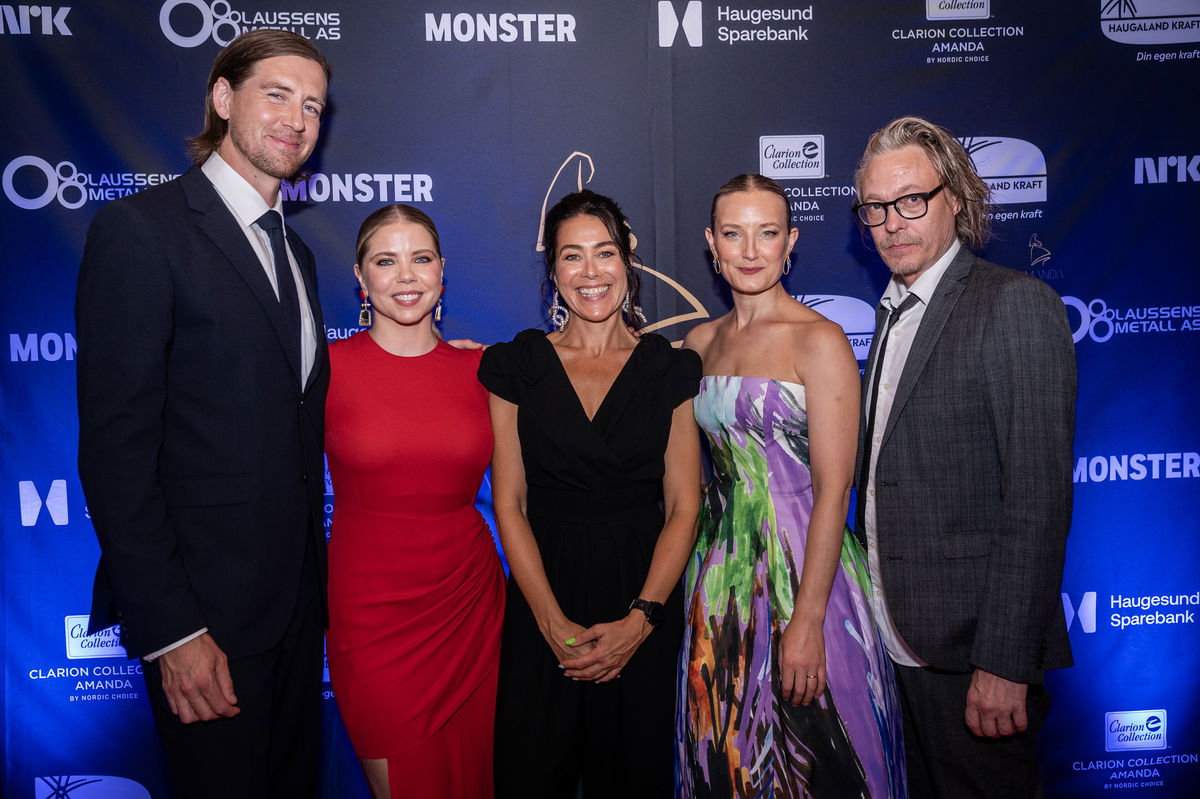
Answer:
1102, 0, 1200, 45
65, 616, 128, 660
1061, 591, 1097, 633
959, 137, 1047, 204
658, 1, 702, 47
19, 479, 68, 526
926, 0, 989, 21
1106, 709, 1167, 752
760, 136, 824, 180
35, 776, 152, 798
795, 295, 876, 360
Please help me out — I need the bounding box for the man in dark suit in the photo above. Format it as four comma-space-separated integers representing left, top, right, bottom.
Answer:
76, 30, 331, 797
852, 117, 1076, 797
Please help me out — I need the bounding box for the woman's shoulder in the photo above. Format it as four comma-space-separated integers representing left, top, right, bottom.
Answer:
478, 328, 552, 391
634, 332, 702, 379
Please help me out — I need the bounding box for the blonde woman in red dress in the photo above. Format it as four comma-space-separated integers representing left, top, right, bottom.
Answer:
325, 205, 504, 798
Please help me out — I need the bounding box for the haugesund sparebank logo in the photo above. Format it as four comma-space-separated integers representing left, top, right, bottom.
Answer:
19, 479, 68, 526
659, 1, 703, 47
36, 776, 151, 799
1062, 591, 1098, 633
958, 137, 1047, 204
1102, 0, 1200, 45
159, 0, 342, 48
1106, 710, 1167, 752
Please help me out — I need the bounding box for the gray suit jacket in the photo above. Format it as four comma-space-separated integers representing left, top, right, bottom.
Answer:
857, 246, 1076, 684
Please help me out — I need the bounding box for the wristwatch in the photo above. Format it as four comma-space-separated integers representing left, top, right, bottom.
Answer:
628, 598, 664, 628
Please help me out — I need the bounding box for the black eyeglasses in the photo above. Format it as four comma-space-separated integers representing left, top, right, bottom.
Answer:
851, 184, 945, 227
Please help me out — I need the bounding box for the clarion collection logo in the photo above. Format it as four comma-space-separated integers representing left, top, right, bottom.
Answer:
1107, 709, 1167, 752
1102, 0, 1200, 45
159, 0, 341, 48
926, 0, 989, 21
759, 135, 824, 180
65, 615, 127, 660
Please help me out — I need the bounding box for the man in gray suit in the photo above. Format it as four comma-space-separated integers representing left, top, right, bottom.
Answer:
853, 117, 1075, 797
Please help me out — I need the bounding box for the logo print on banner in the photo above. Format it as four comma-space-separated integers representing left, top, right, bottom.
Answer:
423, 12, 577, 42
1062, 591, 1098, 633
3, 156, 87, 209
1102, 0, 1200, 44
1106, 709, 1168, 752
795, 295, 876, 360
1135, 155, 1200, 184
760, 136, 824, 180
10, 332, 76, 362
35, 776, 152, 798
19, 480, 68, 526
536, 151, 709, 337
160, 1, 342, 48
926, 0, 989, 21
65, 616, 127, 659
658, 1, 702, 47
959, 137, 1047, 204
160, 0, 241, 47
0, 5, 72, 34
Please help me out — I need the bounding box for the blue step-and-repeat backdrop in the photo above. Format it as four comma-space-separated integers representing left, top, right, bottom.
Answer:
3, 1, 1198, 796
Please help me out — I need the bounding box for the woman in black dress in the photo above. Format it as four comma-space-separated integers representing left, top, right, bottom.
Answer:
480, 190, 701, 797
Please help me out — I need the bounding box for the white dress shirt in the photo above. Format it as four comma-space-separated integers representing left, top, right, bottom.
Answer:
144, 156, 318, 662
864, 239, 961, 667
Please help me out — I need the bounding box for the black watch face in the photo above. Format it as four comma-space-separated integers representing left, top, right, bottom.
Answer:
646, 603, 663, 627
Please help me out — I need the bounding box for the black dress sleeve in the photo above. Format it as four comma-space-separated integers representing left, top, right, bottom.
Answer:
477, 340, 519, 403
665, 346, 703, 408
477, 328, 551, 404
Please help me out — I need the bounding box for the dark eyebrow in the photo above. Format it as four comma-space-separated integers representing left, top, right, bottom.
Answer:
262, 81, 326, 106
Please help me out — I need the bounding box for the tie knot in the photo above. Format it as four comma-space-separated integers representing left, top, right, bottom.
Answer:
256, 210, 283, 232
886, 293, 920, 318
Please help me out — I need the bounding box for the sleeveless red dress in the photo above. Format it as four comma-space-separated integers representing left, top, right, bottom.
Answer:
326, 332, 504, 797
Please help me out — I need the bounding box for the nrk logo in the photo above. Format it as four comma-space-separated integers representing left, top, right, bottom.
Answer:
160, 0, 342, 49
658, 1, 702, 47
19, 479, 68, 526
65, 616, 127, 660
1135, 154, 1200, 184
1062, 591, 1098, 633
1106, 709, 1167, 752
958, 137, 1047, 204
760, 136, 824, 180
1102, 0, 1200, 45
926, 0, 989, 21
36, 776, 151, 799
3, 156, 174, 210
795, 295, 876, 360
0, 4, 71, 34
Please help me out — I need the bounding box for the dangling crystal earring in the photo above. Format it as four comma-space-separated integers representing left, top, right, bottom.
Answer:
712, 256, 721, 275
434, 298, 443, 322
357, 287, 372, 327
548, 290, 570, 330
633, 305, 648, 326
783, 255, 792, 275
621, 291, 632, 314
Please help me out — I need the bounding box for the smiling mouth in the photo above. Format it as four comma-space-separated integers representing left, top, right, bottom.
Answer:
392, 292, 422, 304
576, 285, 611, 298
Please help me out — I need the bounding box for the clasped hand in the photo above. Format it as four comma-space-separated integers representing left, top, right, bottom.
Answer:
157, 633, 240, 724
557, 614, 650, 683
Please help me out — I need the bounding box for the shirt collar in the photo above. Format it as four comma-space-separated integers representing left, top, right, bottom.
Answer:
881, 239, 961, 310
201, 152, 284, 230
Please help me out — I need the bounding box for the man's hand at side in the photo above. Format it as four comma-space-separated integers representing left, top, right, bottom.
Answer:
965, 667, 1028, 738
157, 633, 240, 724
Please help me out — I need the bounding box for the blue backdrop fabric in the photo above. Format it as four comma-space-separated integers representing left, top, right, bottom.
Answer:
3, 1, 1199, 796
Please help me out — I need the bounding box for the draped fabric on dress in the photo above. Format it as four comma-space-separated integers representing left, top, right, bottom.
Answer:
325, 333, 504, 797
678, 376, 906, 799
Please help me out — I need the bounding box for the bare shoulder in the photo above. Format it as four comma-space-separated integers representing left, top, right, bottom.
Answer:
682, 316, 723, 357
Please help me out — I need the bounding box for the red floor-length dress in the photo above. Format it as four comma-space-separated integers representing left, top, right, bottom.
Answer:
326, 332, 504, 798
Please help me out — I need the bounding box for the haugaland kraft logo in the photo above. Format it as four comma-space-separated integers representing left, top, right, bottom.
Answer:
659, 1, 703, 47
958, 137, 1047, 204
760, 136, 824, 180
795, 295, 876, 360
1101, 0, 1200, 45
35, 776, 152, 798
1106, 709, 1167, 752
926, 0, 989, 22
159, 0, 342, 48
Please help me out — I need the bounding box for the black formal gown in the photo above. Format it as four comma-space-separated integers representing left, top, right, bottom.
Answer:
478, 329, 700, 798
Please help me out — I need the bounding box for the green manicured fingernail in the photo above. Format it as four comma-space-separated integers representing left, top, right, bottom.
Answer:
564, 636, 576, 645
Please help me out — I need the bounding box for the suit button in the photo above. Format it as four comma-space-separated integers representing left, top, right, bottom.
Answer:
302, 473, 309, 482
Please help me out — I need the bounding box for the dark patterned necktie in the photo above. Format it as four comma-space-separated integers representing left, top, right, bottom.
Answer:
256, 210, 302, 376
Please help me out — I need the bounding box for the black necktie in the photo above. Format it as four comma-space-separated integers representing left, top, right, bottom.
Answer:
256, 210, 302, 377
855, 293, 921, 543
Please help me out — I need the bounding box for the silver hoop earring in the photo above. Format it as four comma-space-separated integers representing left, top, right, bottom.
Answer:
712, 256, 721, 275
549, 290, 570, 330
783, 255, 792, 275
